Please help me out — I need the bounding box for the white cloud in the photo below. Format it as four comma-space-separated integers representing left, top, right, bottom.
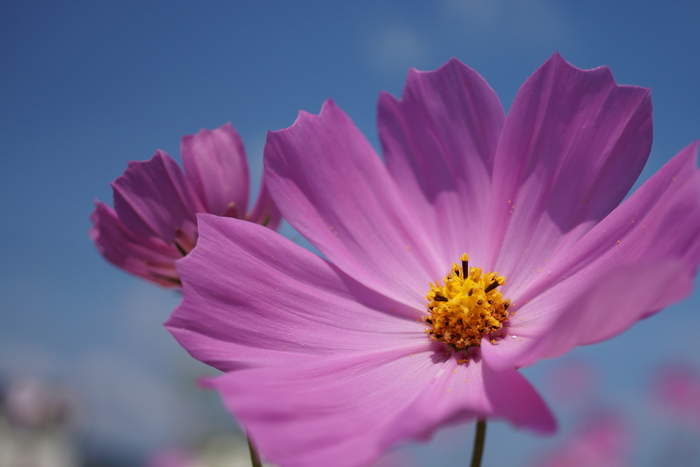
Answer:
71, 349, 205, 452
0, 341, 64, 380
366, 24, 430, 75
441, 0, 570, 50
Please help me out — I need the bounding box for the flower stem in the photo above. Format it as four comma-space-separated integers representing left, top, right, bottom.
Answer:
469, 419, 487, 467
248, 437, 262, 467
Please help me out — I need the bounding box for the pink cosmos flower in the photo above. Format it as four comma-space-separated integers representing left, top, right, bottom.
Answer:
167, 54, 700, 467
146, 447, 197, 467
534, 413, 632, 467
90, 123, 281, 287
653, 363, 700, 430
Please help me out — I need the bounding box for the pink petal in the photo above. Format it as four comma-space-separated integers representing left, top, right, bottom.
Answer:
166, 214, 423, 372
484, 260, 693, 369
111, 150, 202, 243
486, 53, 653, 291
513, 142, 700, 303
384, 355, 555, 445
207, 346, 553, 467
245, 171, 282, 230
483, 143, 700, 369
264, 99, 443, 307
181, 123, 250, 217
90, 201, 182, 287
378, 58, 505, 267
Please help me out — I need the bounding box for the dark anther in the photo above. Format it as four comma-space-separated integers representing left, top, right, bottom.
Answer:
434, 294, 448, 302
426, 318, 433, 325
462, 259, 469, 275
468, 288, 474, 296
174, 241, 187, 256
484, 280, 500, 293
503, 302, 510, 310
435, 334, 443, 339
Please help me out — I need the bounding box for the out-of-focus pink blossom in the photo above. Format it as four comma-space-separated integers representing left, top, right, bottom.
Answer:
146, 446, 197, 467
5, 378, 76, 428
544, 359, 598, 405
90, 123, 281, 287
535, 414, 632, 467
653, 364, 700, 429
145, 436, 265, 467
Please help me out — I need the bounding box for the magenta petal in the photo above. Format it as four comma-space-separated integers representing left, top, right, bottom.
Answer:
207, 346, 553, 467
510, 142, 700, 303
524, 260, 691, 366
89, 201, 182, 287
245, 171, 282, 230
264, 99, 442, 307
487, 53, 653, 289
181, 123, 250, 217
378, 58, 505, 266
111, 150, 202, 243
484, 143, 700, 369
485, 259, 693, 371
383, 356, 555, 448
166, 214, 422, 372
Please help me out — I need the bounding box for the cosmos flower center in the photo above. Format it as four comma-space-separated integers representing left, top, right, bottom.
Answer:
424, 253, 511, 349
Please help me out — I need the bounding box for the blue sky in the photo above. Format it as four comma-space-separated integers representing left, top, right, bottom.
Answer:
1, 1, 700, 465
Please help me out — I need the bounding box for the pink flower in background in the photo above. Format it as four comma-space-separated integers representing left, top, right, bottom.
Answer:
544, 359, 598, 406
5, 378, 78, 428
90, 123, 281, 287
146, 447, 197, 467
168, 54, 700, 467
534, 414, 632, 467
653, 364, 700, 429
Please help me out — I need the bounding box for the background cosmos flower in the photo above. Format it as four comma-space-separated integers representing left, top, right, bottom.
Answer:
533, 413, 632, 467
652, 363, 700, 430
167, 53, 700, 467
90, 123, 281, 287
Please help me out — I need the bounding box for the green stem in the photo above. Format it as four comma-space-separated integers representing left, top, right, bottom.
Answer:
248, 436, 262, 467
469, 419, 487, 467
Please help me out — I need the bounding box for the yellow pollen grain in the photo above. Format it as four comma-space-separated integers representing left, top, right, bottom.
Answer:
423, 253, 510, 350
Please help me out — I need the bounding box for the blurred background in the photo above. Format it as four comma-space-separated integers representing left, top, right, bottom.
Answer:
2, 1, 700, 465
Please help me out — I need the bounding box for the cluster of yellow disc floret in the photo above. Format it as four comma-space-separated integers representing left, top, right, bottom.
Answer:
424, 253, 510, 349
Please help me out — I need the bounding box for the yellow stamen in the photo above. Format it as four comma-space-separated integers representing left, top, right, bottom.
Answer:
424, 253, 510, 349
